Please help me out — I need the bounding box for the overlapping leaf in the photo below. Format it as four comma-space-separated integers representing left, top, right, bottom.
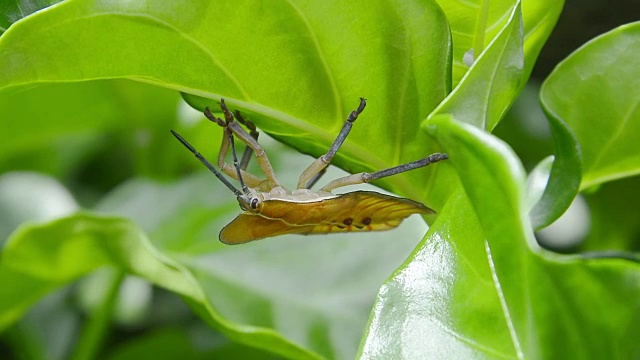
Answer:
360, 16, 640, 360
430, 0, 562, 131
428, 1, 580, 229
361, 116, 640, 358
541, 22, 640, 189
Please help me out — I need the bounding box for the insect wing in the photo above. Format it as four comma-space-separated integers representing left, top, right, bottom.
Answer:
305, 191, 433, 233
219, 191, 433, 244
220, 214, 315, 244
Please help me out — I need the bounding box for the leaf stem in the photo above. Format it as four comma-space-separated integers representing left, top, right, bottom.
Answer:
70, 270, 125, 360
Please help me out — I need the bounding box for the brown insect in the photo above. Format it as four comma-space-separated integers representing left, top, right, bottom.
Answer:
171, 98, 447, 244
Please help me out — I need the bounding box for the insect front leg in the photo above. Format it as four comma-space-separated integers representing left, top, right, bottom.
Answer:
212, 124, 264, 188
234, 111, 259, 171
297, 98, 367, 189
320, 153, 448, 192
205, 108, 259, 173
209, 100, 283, 192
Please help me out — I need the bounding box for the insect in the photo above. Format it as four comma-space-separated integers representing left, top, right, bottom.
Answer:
171, 98, 448, 244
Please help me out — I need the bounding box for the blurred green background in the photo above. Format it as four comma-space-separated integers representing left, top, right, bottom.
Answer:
1, 0, 639, 358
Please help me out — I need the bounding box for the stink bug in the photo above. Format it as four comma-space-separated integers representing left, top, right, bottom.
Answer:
171, 98, 447, 244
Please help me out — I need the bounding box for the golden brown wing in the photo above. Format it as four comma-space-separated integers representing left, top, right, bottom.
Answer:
220, 191, 433, 244
304, 191, 433, 234
220, 214, 316, 244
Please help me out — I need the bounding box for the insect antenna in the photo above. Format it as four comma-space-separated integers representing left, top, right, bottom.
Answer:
170, 130, 243, 197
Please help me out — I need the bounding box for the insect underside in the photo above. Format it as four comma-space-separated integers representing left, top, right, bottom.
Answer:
171, 98, 448, 244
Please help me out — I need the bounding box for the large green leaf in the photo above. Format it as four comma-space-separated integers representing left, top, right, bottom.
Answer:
359, 190, 516, 358
434, 0, 578, 231
0, 213, 320, 359
0, 0, 452, 204
360, 116, 640, 358
0, 1, 454, 351
541, 22, 640, 189
1, 163, 430, 359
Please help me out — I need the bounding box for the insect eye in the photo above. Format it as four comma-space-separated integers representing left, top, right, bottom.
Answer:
250, 198, 259, 209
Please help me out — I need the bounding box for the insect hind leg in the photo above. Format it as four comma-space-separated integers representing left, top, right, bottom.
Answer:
297, 98, 367, 189
320, 153, 448, 192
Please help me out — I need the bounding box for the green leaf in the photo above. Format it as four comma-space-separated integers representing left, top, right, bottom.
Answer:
0, 0, 62, 34
435, 0, 516, 87
0, 80, 182, 182
428, 2, 525, 131
541, 22, 640, 189
360, 116, 640, 358
435, 0, 562, 88
429, 0, 563, 131
492, 82, 554, 167
2, 166, 431, 359
359, 190, 517, 358
518, 0, 564, 80
0, 0, 452, 203
105, 327, 277, 360
528, 109, 582, 229
0, 214, 320, 359
97, 170, 429, 359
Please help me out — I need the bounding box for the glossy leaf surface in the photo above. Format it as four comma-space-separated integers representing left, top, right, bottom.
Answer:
360, 116, 640, 358
541, 22, 640, 189
0, 0, 451, 204
435, 0, 562, 88
430, 0, 563, 131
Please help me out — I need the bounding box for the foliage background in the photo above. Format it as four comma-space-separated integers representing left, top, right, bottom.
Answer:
1, 0, 639, 359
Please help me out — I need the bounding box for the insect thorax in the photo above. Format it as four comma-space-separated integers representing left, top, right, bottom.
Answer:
261, 187, 337, 203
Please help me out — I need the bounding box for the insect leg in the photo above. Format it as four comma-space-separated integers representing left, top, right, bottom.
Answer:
302, 168, 327, 190
234, 111, 259, 171
204, 108, 264, 188
227, 127, 250, 194
320, 153, 448, 192
212, 99, 282, 190
297, 98, 367, 189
